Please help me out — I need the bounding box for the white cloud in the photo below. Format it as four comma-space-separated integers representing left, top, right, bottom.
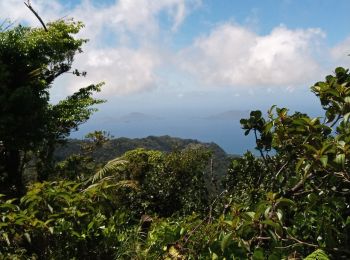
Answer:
67, 47, 160, 95
1, 0, 201, 97
65, 0, 201, 96
330, 37, 350, 68
179, 23, 326, 88
69, 0, 201, 42
2, 1, 334, 96
0, 0, 63, 26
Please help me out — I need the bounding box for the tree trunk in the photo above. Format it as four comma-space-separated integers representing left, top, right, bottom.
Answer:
4, 149, 24, 197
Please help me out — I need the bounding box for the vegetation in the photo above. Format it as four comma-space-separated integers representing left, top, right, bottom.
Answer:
1, 15, 349, 260
0, 18, 104, 196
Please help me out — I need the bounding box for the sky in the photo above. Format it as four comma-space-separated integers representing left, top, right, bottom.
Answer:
1, 0, 350, 153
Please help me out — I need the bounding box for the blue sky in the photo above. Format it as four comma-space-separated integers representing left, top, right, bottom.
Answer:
1, 0, 350, 153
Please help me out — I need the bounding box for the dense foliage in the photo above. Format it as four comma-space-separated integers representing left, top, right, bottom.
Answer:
0, 19, 104, 196
1, 16, 349, 260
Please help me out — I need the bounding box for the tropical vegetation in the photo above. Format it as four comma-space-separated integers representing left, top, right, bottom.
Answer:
0, 13, 349, 260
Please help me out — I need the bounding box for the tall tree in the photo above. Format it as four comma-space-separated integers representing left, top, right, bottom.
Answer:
0, 19, 104, 196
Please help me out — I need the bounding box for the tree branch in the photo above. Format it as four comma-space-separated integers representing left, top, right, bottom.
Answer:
24, 1, 48, 32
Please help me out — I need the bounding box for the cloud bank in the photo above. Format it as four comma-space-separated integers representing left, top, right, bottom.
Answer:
179, 23, 326, 88
1, 0, 350, 97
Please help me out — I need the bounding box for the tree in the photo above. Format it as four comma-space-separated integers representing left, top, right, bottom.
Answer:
90, 147, 212, 217
0, 19, 104, 196
221, 67, 350, 258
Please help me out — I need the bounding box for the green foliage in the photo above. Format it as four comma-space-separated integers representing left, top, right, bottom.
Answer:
54, 131, 111, 181
0, 181, 136, 259
0, 19, 104, 195
304, 249, 330, 260
222, 67, 350, 259
54, 135, 231, 178
1, 14, 350, 259
90, 147, 212, 217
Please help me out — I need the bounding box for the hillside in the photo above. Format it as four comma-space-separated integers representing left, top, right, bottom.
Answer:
54, 135, 236, 179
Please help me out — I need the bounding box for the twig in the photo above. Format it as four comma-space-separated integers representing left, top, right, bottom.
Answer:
183, 189, 228, 245
334, 172, 350, 184
275, 161, 288, 178
284, 172, 312, 198
254, 129, 268, 164
24, 1, 48, 31
330, 114, 342, 128
0, 19, 16, 31
288, 234, 318, 248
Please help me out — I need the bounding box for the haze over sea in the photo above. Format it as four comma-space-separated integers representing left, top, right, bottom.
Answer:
71, 87, 323, 155
71, 111, 252, 155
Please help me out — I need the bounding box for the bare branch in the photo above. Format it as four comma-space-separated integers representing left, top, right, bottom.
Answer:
24, 0, 48, 32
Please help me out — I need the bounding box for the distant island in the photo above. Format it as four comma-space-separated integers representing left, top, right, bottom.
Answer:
118, 112, 163, 123
204, 110, 250, 120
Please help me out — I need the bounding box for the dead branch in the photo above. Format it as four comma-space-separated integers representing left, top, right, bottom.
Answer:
24, 0, 48, 31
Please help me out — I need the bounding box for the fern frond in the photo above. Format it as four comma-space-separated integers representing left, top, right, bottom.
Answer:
115, 180, 140, 190
90, 158, 128, 183
84, 179, 139, 193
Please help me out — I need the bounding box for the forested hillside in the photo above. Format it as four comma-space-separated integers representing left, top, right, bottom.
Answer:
54, 135, 232, 179
1, 8, 349, 260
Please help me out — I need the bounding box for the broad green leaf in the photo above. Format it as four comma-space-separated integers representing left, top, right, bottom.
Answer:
2, 233, 10, 245
344, 112, 350, 123
24, 232, 31, 243
253, 248, 264, 260
49, 227, 54, 234
304, 249, 329, 260
296, 157, 306, 172
220, 233, 233, 252
345, 216, 350, 226
319, 155, 328, 167
276, 198, 296, 207
47, 203, 53, 213
334, 153, 345, 168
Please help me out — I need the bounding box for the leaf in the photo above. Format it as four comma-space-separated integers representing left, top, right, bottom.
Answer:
303, 144, 318, 153
211, 252, 219, 260
307, 193, 318, 203
276, 198, 296, 207
344, 112, 350, 123
2, 233, 10, 246
304, 249, 329, 260
90, 158, 128, 183
335, 66, 346, 75
334, 153, 345, 168
263, 121, 273, 134
47, 203, 53, 213
253, 248, 265, 260
168, 246, 182, 258
261, 219, 279, 229
49, 227, 54, 234
251, 110, 262, 118
245, 212, 255, 219
268, 253, 281, 260
345, 216, 350, 226
220, 233, 233, 252
319, 155, 328, 168
296, 157, 306, 172
24, 232, 31, 243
